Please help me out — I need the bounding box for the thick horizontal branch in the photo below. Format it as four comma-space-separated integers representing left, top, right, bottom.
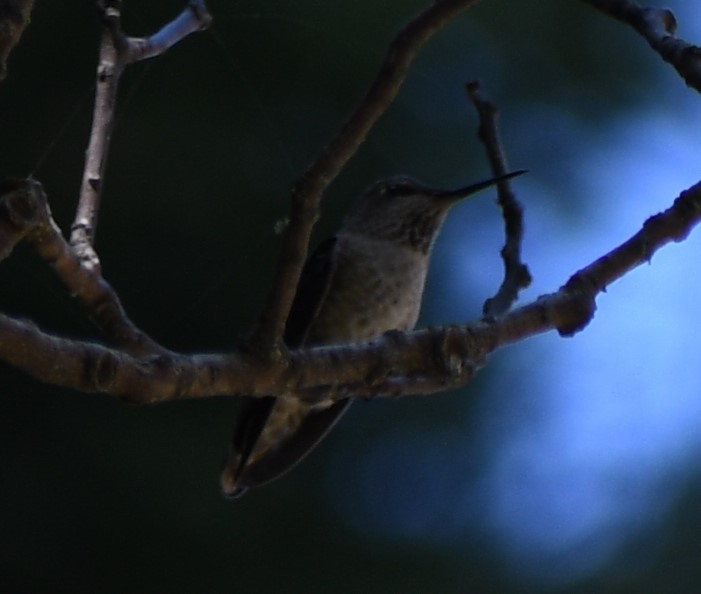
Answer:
581, 0, 701, 92
1, 179, 700, 404
253, 0, 482, 356
0, 306, 517, 402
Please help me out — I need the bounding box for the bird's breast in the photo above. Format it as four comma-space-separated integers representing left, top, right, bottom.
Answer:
306, 233, 429, 345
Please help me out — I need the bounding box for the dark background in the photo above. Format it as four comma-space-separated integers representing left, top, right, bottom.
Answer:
1, 1, 701, 592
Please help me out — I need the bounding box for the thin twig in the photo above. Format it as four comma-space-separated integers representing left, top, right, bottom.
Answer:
70, 4, 121, 271
125, 0, 212, 62
252, 0, 482, 358
465, 81, 531, 318
580, 0, 701, 92
70, 0, 212, 270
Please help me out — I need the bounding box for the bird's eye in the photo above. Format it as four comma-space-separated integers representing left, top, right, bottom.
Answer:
383, 183, 410, 196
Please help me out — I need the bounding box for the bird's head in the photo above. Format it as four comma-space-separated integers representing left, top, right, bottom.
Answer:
341, 171, 525, 253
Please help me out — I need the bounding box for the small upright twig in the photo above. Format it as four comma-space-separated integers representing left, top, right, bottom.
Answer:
466, 81, 531, 318
252, 0, 482, 358
70, 0, 211, 271
70, 2, 123, 271
580, 0, 701, 92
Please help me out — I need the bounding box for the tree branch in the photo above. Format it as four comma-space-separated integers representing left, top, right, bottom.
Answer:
1, 179, 699, 406
252, 0, 482, 357
580, 0, 701, 92
466, 81, 532, 318
124, 0, 212, 62
70, 0, 211, 271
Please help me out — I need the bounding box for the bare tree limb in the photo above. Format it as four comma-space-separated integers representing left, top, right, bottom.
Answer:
70, 0, 211, 271
124, 0, 212, 62
466, 81, 532, 318
28, 188, 171, 356
51, 0, 212, 352
580, 0, 701, 92
252, 0, 483, 358
1, 179, 172, 355
2, 178, 699, 406
70, 1, 127, 271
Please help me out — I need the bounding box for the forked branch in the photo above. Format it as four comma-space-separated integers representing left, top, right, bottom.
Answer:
70, 0, 211, 271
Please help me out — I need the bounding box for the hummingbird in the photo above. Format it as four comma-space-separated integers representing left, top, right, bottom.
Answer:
220, 170, 525, 497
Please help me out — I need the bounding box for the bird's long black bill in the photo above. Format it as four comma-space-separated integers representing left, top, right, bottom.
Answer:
433, 169, 527, 201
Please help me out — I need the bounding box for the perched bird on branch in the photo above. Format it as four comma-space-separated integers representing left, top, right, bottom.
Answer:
221, 170, 524, 498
